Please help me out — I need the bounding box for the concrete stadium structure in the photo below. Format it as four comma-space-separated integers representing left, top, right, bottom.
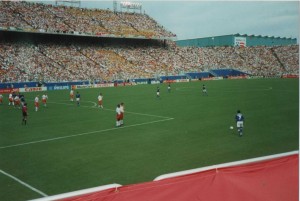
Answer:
176, 34, 297, 47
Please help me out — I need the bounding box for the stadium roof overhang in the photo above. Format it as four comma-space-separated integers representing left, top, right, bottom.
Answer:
0, 27, 176, 41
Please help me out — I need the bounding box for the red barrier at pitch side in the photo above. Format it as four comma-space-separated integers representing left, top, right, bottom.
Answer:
58, 154, 298, 201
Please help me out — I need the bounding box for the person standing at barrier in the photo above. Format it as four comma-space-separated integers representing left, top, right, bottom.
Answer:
235, 110, 245, 136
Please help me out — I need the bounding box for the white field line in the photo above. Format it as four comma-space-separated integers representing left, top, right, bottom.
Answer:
176, 87, 273, 92
29, 184, 122, 201
0, 118, 174, 150
86, 101, 97, 107
103, 108, 172, 119
48, 101, 173, 119
47, 101, 96, 108
0, 169, 48, 197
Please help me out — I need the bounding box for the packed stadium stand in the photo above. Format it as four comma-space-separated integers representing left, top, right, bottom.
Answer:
0, 1, 175, 39
0, 1, 299, 84
0, 2, 299, 201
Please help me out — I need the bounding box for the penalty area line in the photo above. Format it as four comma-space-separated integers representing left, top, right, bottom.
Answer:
0, 118, 174, 150
102, 108, 173, 119
48, 101, 97, 108
0, 169, 48, 197
48, 101, 173, 119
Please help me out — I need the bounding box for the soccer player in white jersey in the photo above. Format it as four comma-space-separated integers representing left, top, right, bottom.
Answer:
8, 93, 14, 105
0, 93, 3, 104
70, 89, 74, 101
116, 104, 121, 127
42, 94, 48, 107
14, 95, 21, 109
120, 102, 125, 126
98, 93, 103, 108
167, 83, 171, 93
34, 95, 39, 112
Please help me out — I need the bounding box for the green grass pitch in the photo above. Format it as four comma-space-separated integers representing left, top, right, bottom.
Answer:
0, 78, 299, 201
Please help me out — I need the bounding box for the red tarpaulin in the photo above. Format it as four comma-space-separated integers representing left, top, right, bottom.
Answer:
57, 154, 298, 201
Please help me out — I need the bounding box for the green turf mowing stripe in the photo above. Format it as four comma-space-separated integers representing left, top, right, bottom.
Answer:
0, 118, 174, 149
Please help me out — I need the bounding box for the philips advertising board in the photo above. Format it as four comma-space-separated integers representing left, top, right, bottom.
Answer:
48, 86, 70, 91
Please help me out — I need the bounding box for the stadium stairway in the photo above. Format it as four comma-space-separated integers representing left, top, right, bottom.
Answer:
270, 48, 287, 71
208, 70, 218, 77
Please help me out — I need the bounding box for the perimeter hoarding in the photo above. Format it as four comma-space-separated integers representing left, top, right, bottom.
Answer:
31, 152, 298, 201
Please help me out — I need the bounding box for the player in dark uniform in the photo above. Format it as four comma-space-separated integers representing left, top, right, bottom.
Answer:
167, 83, 171, 93
156, 86, 160, 98
12, 91, 16, 99
19, 93, 25, 106
22, 103, 28, 125
235, 110, 245, 136
76, 91, 80, 106
202, 84, 208, 96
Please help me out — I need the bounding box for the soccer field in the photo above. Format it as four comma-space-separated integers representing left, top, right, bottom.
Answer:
0, 78, 299, 201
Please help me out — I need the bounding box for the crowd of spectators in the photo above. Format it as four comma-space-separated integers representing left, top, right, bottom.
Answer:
0, 1, 176, 38
272, 45, 299, 75
0, 39, 298, 83
0, 1, 298, 83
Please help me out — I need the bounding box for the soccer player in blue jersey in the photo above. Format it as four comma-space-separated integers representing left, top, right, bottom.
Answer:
235, 110, 244, 136
76, 91, 80, 106
202, 84, 207, 96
